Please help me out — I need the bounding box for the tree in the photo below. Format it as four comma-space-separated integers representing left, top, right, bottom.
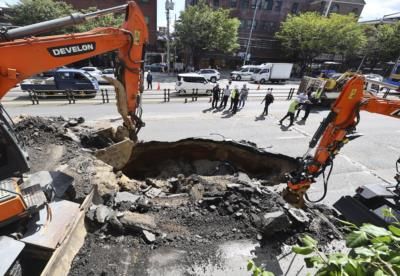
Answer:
175, 0, 240, 67
361, 22, 400, 71
72, 7, 124, 33
8, 0, 73, 27
276, 12, 366, 74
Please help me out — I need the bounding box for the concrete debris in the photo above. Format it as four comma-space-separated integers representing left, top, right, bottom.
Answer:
237, 172, 252, 184
288, 208, 310, 224
142, 230, 156, 243
189, 183, 205, 201
145, 178, 167, 188
145, 187, 163, 198
260, 210, 292, 236
115, 192, 141, 204
95, 205, 113, 224
119, 212, 157, 233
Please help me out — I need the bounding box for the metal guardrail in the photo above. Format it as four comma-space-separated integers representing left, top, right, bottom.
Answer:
3, 86, 301, 105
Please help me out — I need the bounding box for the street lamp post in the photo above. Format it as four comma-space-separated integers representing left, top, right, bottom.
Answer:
324, 0, 333, 17
243, 0, 260, 66
165, 0, 174, 74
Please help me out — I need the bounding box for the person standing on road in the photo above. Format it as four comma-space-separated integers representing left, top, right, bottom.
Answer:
261, 91, 274, 116
220, 84, 231, 109
146, 70, 153, 90
232, 85, 240, 114
229, 85, 238, 110
279, 98, 299, 127
212, 84, 220, 108
239, 84, 249, 108
295, 92, 307, 119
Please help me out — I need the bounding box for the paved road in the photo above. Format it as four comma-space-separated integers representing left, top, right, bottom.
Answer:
3, 97, 400, 207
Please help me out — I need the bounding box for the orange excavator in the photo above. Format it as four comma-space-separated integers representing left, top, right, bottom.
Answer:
284, 75, 400, 226
0, 2, 147, 274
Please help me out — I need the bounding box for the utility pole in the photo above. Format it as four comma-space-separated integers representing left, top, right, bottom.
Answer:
243, 0, 260, 66
165, 0, 174, 74
324, 0, 333, 17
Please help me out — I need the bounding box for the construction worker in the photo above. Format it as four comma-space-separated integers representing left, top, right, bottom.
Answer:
220, 84, 231, 109
211, 84, 220, 108
239, 84, 249, 108
261, 91, 274, 116
279, 98, 299, 127
229, 85, 238, 110
295, 92, 308, 119
146, 70, 153, 90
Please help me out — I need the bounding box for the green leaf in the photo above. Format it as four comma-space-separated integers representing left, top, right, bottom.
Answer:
301, 235, 318, 247
343, 259, 358, 275
389, 225, 400, 237
372, 244, 390, 256
360, 224, 391, 237
389, 256, 400, 265
304, 256, 324, 268
346, 231, 369, 248
328, 253, 348, 266
354, 247, 375, 257
382, 208, 396, 219
371, 235, 392, 244
247, 260, 254, 271
373, 269, 385, 276
292, 246, 314, 255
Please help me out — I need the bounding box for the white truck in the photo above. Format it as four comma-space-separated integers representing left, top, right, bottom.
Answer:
252, 63, 293, 84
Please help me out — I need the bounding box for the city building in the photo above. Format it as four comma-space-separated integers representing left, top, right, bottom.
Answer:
62, 0, 157, 50
185, 0, 366, 67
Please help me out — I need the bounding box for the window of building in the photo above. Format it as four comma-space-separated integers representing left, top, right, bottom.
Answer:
320, 1, 326, 13
213, 0, 220, 7
262, 0, 273, 10
247, 19, 253, 29
274, 1, 282, 11
291, 2, 299, 14
352, 7, 359, 14
241, 0, 249, 8
140, 0, 149, 3
145, 16, 149, 25
231, 0, 237, 8
251, 0, 261, 9
330, 3, 339, 13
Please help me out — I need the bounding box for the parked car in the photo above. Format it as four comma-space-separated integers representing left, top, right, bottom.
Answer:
197, 69, 220, 82
364, 73, 384, 82
175, 73, 216, 95
81, 66, 108, 84
144, 63, 167, 72
20, 68, 99, 97
102, 68, 115, 80
230, 66, 260, 81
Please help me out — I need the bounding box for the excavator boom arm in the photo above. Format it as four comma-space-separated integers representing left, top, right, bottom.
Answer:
285, 75, 400, 206
0, 1, 148, 115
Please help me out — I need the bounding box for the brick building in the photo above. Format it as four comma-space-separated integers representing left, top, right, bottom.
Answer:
308, 0, 365, 16
62, 0, 157, 49
186, 0, 365, 66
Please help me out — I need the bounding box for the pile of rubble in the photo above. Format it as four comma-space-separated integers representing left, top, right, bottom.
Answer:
14, 116, 344, 275
69, 172, 342, 275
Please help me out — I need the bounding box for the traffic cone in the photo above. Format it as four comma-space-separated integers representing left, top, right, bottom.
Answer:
157, 82, 160, 90
257, 84, 260, 90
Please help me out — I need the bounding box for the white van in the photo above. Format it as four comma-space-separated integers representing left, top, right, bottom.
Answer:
230, 65, 260, 81
175, 73, 216, 95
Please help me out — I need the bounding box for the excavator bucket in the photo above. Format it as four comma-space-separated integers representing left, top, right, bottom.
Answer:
93, 128, 135, 171
91, 76, 138, 170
